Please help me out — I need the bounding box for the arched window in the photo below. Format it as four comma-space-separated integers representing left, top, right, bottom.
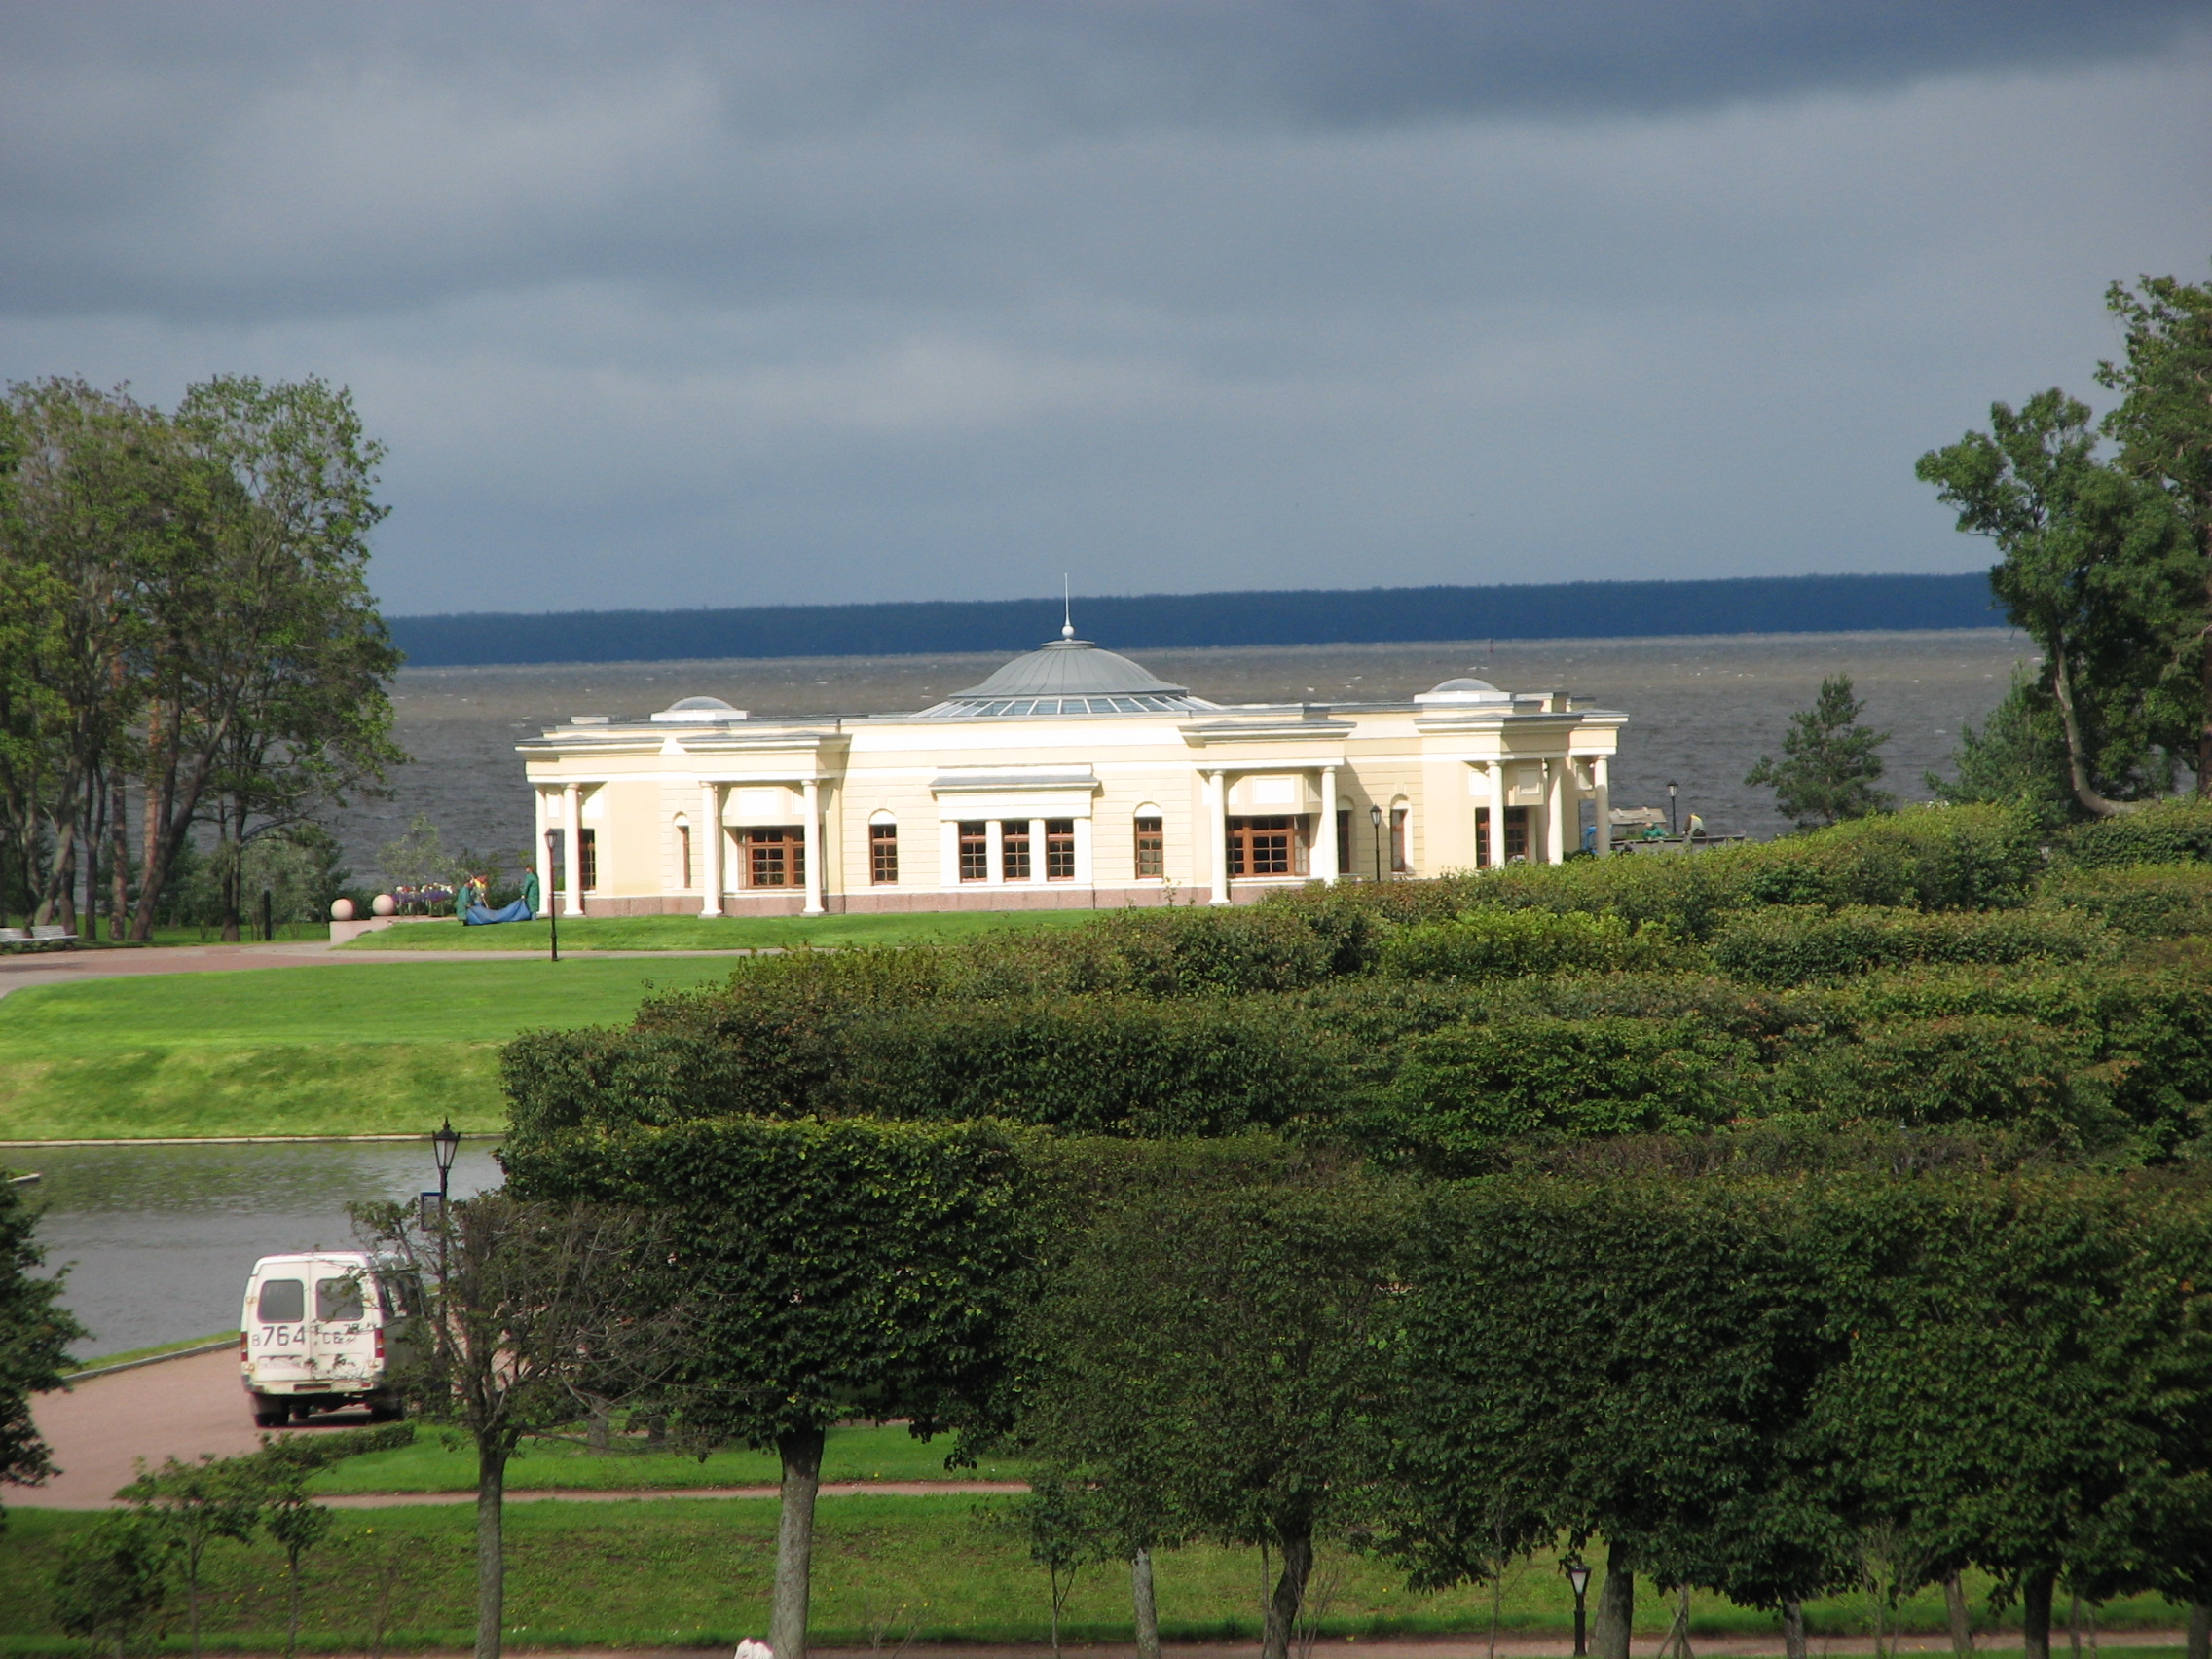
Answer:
673, 813, 693, 889
868, 811, 899, 885
1132, 804, 1164, 879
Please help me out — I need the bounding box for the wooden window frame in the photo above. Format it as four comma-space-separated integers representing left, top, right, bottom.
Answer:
578, 828, 598, 892
869, 822, 899, 885
1045, 819, 1076, 881
1474, 807, 1532, 868
741, 826, 805, 888
958, 821, 988, 882
1002, 821, 1032, 881
1390, 806, 1411, 874
1336, 808, 1352, 876
1226, 815, 1309, 878
677, 824, 693, 890
1134, 816, 1164, 879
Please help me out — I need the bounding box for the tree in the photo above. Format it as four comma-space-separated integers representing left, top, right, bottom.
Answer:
133, 375, 402, 941
1014, 1143, 1408, 1659
1925, 667, 2074, 821
50, 1510, 172, 1659
502, 1116, 1032, 1659
358, 1194, 684, 1659
2099, 267, 2212, 793
1746, 676, 1896, 827
1918, 389, 2196, 817
0, 1161, 86, 1524
119, 1456, 261, 1659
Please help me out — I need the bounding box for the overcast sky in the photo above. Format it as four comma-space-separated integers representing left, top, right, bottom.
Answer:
2, 2, 2208, 618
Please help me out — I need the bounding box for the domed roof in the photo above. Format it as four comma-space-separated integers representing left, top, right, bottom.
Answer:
1414, 676, 1512, 708
918, 637, 1209, 719
651, 695, 747, 723
1427, 677, 1498, 694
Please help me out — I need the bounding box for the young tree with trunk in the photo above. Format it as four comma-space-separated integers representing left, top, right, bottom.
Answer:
359, 1196, 682, 1659
2100, 267, 2212, 795
1015, 1143, 1408, 1659
1745, 675, 1896, 828
1918, 389, 2195, 816
119, 1455, 262, 1659
501, 1116, 1031, 1659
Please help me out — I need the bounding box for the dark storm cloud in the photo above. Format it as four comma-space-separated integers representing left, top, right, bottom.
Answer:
0, 3, 2206, 613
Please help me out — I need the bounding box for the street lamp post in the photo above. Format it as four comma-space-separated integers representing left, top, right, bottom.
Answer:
1370, 803, 1384, 882
1667, 779, 1679, 837
543, 829, 561, 963
1565, 1559, 1593, 1658
430, 1116, 460, 1279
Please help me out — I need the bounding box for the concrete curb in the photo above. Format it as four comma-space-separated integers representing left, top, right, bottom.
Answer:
63, 1336, 239, 1382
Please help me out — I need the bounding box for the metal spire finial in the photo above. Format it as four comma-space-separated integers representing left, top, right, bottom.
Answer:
1062, 574, 1075, 640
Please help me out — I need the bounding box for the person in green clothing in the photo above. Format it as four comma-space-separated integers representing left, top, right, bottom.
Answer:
521, 868, 541, 918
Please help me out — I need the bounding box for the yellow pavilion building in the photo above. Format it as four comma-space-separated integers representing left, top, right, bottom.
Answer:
517, 631, 1629, 916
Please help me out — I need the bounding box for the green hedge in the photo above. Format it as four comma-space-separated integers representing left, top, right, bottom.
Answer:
2058, 798, 2212, 868
1709, 905, 2114, 987
2037, 863, 2212, 939
1379, 908, 1678, 981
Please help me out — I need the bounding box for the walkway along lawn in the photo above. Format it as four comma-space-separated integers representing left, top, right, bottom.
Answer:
0, 961, 735, 1140
0, 1498, 2193, 1654
338, 909, 1105, 952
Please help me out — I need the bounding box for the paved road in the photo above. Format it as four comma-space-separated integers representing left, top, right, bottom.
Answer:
22, 1348, 1016, 1510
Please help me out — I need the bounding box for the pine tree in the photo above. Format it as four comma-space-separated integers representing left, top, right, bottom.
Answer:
1745, 674, 1894, 827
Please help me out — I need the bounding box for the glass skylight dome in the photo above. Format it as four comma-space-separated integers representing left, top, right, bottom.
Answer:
917, 637, 1215, 718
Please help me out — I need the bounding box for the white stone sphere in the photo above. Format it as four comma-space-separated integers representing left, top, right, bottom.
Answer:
330, 898, 356, 922
371, 893, 397, 917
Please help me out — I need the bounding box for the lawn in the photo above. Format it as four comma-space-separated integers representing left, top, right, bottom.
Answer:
0, 1499, 2189, 1654
340, 908, 1106, 951
308, 1420, 1031, 1493
0, 961, 735, 1140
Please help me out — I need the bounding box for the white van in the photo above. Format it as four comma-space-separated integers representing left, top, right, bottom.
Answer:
240, 1251, 420, 1427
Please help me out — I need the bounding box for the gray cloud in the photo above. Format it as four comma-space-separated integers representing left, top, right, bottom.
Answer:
0, 3, 2207, 614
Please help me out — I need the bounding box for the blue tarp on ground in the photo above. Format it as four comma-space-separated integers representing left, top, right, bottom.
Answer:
462, 901, 536, 926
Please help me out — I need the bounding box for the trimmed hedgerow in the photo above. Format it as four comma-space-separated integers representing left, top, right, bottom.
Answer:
2037, 862, 2212, 939
2058, 798, 2212, 869
1379, 908, 1680, 981
1708, 904, 2115, 987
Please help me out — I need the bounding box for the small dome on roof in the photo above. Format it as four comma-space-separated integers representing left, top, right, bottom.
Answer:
1415, 676, 1513, 708
651, 695, 747, 723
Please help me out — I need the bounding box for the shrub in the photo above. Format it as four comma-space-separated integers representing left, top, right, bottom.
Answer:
1375, 1015, 1755, 1165
1772, 1015, 2121, 1147
2059, 798, 2212, 868
2036, 862, 2212, 939
1710, 904, 2114, 987
1379, 908, 1678, 981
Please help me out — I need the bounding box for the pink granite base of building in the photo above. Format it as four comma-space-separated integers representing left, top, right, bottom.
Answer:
563, 880, 1321, 918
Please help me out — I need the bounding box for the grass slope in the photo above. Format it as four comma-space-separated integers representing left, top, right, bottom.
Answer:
340, 909, 1106, 951
0, 1501, 2187, 1654
0, 961, 734, 1140
309, 1420, 1029, 1493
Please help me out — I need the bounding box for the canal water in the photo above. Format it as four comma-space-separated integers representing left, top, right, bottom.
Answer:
23, 1140, 507, 1359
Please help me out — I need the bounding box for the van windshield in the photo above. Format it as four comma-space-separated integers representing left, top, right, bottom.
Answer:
316, 1276, 366, 1323
257, 1278, 306, 1323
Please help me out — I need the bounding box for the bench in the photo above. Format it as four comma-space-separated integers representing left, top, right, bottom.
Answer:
0, 925, 79, 952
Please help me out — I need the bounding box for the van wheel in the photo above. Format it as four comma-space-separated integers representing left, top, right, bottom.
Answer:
367, 1397, 405, 1423
250, 1395, 285, 1428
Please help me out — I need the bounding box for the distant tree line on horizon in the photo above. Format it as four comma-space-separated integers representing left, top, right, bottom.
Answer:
0, 375, 402, 940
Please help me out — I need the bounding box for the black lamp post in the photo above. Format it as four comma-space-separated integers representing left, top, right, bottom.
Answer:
1565, 1559, 1593, 1658
543, 829, 560, 963
1369, 804, 1384, 882
1667, 779, 1679, 837
430, 1116, 461, 1282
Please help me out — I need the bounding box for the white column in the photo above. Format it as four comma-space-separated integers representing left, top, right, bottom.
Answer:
801, 779, 824, 915
561, 783, 584, 915
986, 819, 1005, 885
940, 819, 961, 889
1544, 759, 1567, 865
1073, 814, 1093, 886
1029, 817, 1046, 882
534, 791, 553, 916
1206, 770, 1230, 904
698, 783, 721, 917
1593, 756, 1612, 857
1318, 766, 1340, 884
1487, 762, 1508, 869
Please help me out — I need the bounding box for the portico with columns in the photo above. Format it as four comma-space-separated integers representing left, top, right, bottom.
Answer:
517, 639, 1627, 916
